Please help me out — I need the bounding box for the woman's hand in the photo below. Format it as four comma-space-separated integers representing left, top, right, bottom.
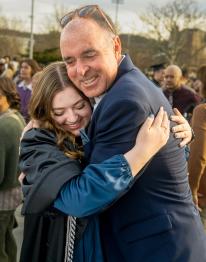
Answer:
170, 108, 193, 147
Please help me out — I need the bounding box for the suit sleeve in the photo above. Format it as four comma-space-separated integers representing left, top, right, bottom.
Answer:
90, 99, 149, 163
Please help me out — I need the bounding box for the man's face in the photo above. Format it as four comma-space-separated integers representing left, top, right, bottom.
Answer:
60, 18, 122, 98
164, 67, 181, 91
20, 62, 32, 80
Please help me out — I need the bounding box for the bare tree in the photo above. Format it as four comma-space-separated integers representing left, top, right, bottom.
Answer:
0, 16, 9, 29
8, 17, 25, 31
0, 12, 26, 57
41, 4, 71, 33
140, 0, 206, 65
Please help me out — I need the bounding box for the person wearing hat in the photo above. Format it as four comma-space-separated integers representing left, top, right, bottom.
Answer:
151, 63, 165, 88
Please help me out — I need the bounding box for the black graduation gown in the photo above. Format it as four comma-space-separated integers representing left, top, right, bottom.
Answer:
19, 129, 86, 262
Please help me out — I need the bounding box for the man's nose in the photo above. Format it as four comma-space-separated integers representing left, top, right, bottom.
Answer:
76, 60, 89, 76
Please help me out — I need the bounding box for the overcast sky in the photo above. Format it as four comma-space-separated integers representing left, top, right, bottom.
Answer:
1, 0, 206, 33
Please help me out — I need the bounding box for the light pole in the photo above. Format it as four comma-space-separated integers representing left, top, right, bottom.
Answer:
112, 0, 124, 29
29, 0, 34, 59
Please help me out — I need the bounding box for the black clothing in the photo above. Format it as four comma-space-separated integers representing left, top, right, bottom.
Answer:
19, 129, 87, 262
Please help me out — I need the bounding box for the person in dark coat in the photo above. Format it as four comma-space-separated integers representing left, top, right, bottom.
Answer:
151, 63, 165, 88
54, 5, 206, 261
19, 62, 170, 262
163, 65, 201, 121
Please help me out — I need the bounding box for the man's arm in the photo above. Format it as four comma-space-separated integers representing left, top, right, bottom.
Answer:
90, 100, 192, 164
90, 99, 151, 163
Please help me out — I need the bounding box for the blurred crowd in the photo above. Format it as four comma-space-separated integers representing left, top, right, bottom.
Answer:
0, 56, 42, 123
150, 62, 206, 230
149, 62, 205, 119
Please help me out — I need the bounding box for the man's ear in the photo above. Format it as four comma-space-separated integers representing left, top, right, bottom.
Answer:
113, 36, 122, 60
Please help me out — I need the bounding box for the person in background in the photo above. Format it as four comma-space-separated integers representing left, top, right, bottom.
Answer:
0, 58, 14, 79
0, 77, 25, 262
163, 64, 201, 121
188, 64, 206, 230
150, 63, 165, 88
16, 58, 41, 122
3, 55, 15, 78
11, 56, 20, 75
181, 67, 190, 86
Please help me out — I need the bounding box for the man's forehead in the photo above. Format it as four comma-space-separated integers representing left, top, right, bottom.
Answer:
61, 17, 101, 38
60, 19, 107, 57
165, 68, 177, 76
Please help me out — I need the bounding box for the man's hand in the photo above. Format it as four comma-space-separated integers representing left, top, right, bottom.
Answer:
170, 108, 192, 147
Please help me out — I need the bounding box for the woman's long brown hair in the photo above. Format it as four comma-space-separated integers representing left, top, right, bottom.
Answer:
29, 61, 89, 159
0, 77, 21, 111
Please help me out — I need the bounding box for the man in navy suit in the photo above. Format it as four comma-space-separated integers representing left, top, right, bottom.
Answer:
59, 5, 206, 261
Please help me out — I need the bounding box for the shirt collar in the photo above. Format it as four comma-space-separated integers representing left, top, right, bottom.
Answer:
119, 55, 125, 66
18, 81, 32, 91
93, 94, 105, 111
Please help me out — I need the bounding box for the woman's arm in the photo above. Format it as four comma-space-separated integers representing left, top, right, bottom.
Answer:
54, 107, 170, 217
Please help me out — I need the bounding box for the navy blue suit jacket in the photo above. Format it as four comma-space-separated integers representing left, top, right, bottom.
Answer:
85, 55, 206, 262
